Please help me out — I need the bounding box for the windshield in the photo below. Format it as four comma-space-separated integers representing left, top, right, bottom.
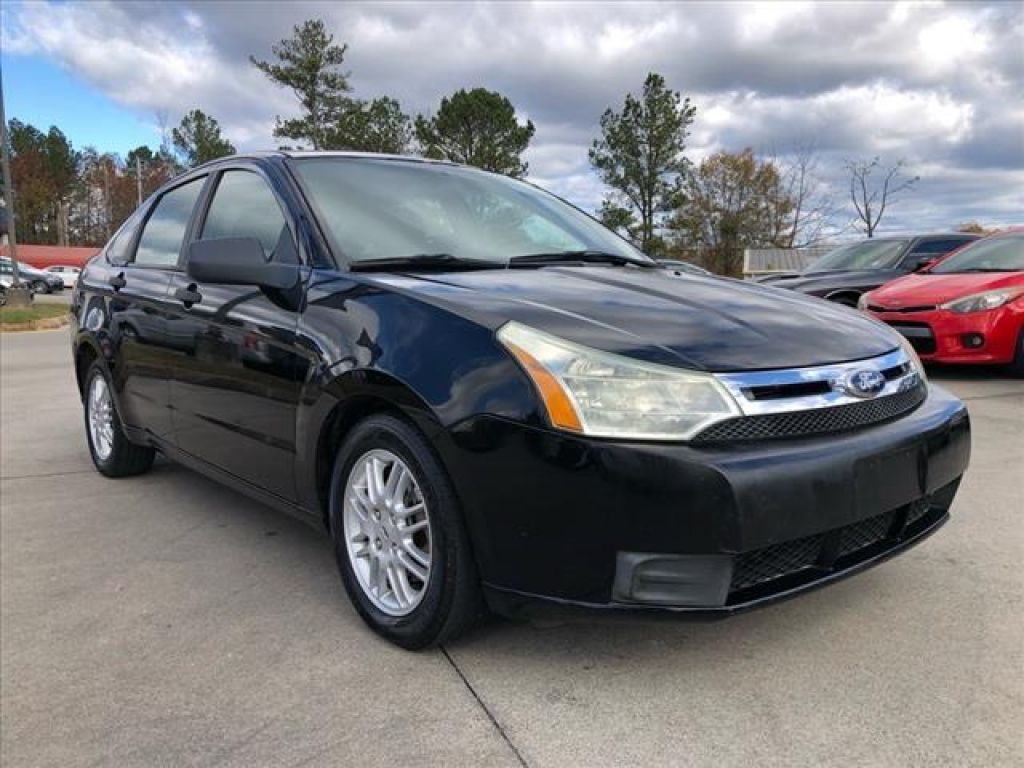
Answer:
930, 234, 1024, 273
292, 158, 650, 266
807, 240, 909, 272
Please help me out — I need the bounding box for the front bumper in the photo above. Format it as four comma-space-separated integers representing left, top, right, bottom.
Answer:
439, 385, 970, 617
870, 305, 1022, 364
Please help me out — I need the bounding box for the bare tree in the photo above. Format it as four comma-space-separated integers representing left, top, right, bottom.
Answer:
766, 143, 840, 248
846, 157, 919, 237
155, 109, 172, 153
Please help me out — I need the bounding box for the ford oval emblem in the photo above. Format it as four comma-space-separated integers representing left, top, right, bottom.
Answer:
840, 369, 886, 398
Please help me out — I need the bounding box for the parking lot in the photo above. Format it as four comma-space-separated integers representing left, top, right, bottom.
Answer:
1, 328, 1021, 767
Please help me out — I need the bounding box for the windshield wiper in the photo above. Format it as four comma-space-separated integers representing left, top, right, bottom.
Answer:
349, 253, 503, 272
956, 267, 1019, 273
508, 250, 655, 268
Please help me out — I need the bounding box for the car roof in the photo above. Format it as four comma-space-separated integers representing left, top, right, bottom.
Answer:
843, 233, 979, 244
191, 150, 463, 173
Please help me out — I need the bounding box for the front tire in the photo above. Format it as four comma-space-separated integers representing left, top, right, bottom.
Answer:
31, 280, 49, 294
1009, 328, 1024, 378
329, 414, 484, 649
83, 362, 155, 477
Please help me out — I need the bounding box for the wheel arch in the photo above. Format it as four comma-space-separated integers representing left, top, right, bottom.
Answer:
305, 369, 448, 531
74, 338, 102, 399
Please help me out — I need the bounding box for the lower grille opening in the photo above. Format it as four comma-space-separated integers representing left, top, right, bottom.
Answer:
731, 534, 824, 592
837, 512, 895, 558
728, 490, 951, 601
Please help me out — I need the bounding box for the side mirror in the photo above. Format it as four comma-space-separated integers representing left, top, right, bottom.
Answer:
914, 256, 938, 272
187, 237, 299, 290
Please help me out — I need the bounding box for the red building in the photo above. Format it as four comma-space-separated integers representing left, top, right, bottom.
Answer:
0, 244, 99, 269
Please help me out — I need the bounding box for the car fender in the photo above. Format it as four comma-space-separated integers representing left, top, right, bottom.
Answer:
293, 278, 541, 525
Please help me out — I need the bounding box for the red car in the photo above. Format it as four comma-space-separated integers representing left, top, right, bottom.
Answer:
861, 231, 1024, 375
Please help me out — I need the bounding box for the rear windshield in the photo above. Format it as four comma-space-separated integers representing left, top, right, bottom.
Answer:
807, 240, 909, 272
930, 235, 1024, 273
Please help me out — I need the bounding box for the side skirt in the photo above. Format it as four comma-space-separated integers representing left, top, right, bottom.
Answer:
142, 431, 327, 534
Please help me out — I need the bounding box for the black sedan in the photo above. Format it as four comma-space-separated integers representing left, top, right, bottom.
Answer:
71, 153, 970, 648
760, 234, 979, 305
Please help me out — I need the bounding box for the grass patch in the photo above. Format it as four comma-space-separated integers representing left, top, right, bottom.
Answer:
0, 304, 70, 327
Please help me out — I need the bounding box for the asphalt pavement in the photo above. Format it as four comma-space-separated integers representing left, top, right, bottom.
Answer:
2, 329, 1022, 767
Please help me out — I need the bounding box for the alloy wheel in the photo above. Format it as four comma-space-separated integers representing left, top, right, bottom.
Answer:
342, 449, 432, 616
88, 375, 115, 461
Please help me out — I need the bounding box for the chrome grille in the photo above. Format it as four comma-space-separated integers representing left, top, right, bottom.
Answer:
703, 348, 926, 443
693, 383, 926, 442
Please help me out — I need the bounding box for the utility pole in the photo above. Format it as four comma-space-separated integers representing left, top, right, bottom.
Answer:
0, 63, 32, 306
102, 161, 111, 240
135, 155, 143, 208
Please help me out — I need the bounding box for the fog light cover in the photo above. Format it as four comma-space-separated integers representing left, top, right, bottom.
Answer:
612, 552, 732, 607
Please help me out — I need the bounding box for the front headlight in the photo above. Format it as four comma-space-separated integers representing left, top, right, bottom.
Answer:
497, 322, 741, 440
896, 333, 928, 384
940, 288, 1024, 314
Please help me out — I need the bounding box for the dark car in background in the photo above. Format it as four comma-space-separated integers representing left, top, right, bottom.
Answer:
760, 234, 979, 306
71, 152, 970, 648
0, 257, 65, 294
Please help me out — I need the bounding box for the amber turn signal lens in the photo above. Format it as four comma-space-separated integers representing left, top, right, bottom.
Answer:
503, 342, 583, 433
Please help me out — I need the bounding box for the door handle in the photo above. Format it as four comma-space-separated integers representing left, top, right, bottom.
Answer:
108, 272, 126, 291
174, 284, 203, 307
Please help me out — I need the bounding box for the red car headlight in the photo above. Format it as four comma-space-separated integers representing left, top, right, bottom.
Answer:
939, 288, 1024, 314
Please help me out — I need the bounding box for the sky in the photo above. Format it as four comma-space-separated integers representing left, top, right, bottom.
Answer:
2, 0, 1022, 236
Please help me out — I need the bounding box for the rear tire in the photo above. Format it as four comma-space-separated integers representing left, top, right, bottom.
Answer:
329, 414, 485, 649
83, 362, 155, 477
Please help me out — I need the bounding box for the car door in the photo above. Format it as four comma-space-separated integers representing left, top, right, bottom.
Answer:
86, 178, 207, 439
166, 166, 306, 501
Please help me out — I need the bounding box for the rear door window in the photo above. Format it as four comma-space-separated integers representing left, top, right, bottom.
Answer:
910, 238, 971, 255
133, 178, 205, 268
901, 238, 973, 267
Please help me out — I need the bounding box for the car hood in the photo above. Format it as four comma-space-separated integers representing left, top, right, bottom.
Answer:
767, 269, 901, 293
374, 266, 899, 372
867, 272, 1024, 308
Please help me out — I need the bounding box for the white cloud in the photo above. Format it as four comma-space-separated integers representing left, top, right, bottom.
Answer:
3, 0, 1021, 230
